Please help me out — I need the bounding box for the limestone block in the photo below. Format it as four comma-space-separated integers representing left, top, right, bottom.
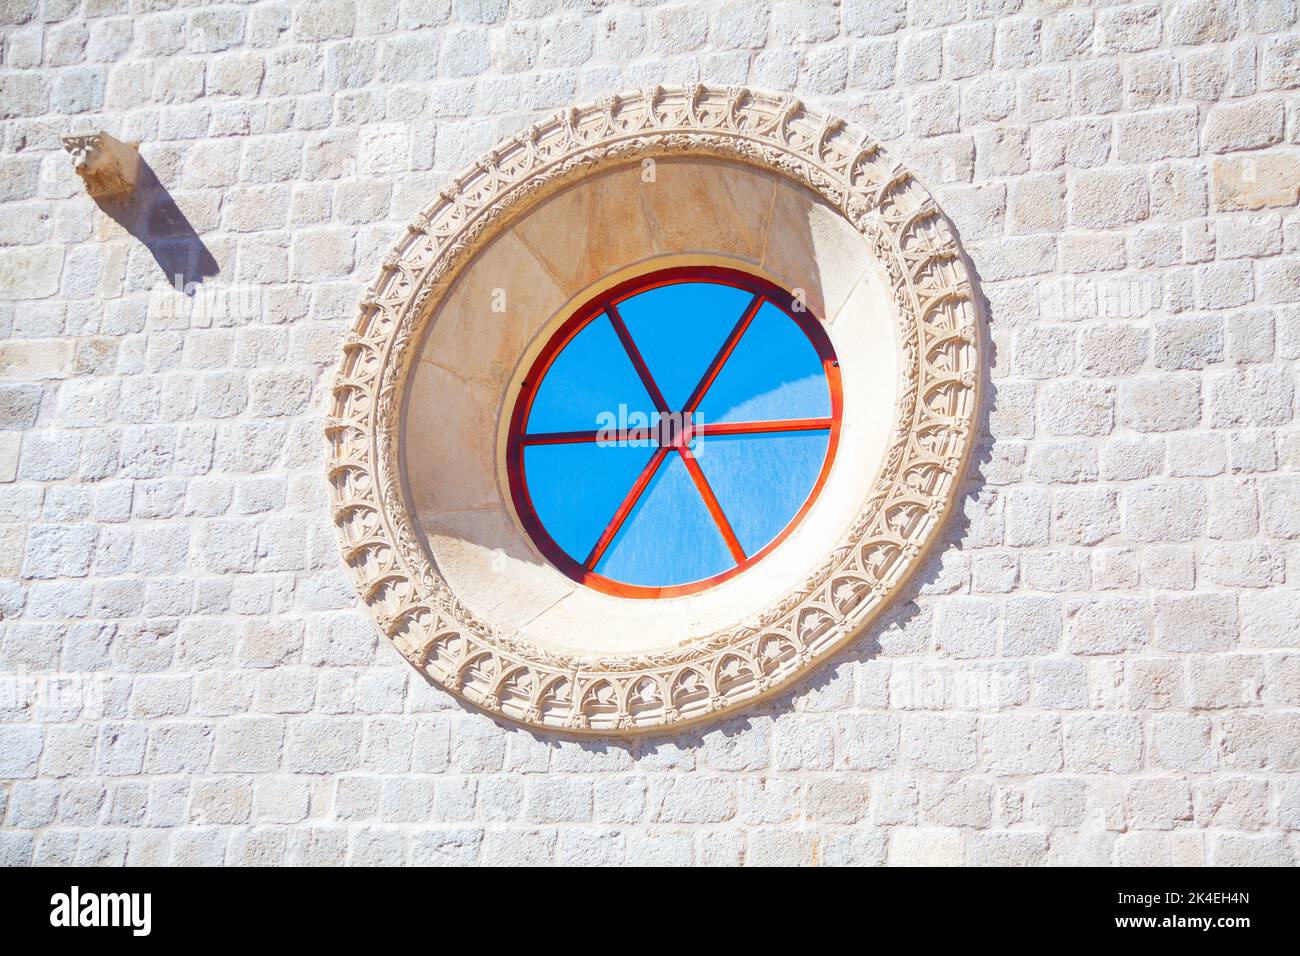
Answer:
1211, 151, 1300, 211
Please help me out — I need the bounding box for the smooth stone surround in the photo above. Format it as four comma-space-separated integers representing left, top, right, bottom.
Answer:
410, 161, 896, 653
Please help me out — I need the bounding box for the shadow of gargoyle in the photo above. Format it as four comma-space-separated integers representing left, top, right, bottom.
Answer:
64, 131, 219, 293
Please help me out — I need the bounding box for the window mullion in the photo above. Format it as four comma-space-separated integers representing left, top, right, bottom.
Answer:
606, 303, 670, 414
583, 446, 669, 570
682, 293, 763, 415
678, 446, 746, 564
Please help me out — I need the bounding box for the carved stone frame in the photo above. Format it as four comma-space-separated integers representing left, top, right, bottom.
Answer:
327, 85, 982, 735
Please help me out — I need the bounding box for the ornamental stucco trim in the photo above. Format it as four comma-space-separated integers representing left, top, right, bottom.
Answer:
326, 85, 983, 734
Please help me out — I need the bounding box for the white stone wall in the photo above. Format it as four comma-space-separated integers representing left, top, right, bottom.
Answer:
1, 0, 1298, 866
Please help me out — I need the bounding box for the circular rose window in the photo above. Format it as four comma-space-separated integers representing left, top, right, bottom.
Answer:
507, 267, 842, 598
328, 86, 982, 734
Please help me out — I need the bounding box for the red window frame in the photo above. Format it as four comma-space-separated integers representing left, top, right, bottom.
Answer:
506, 265, 843, 599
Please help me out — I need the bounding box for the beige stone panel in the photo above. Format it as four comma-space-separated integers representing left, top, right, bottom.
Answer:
513, 165, 658, 292
0, 339, 72, 381
517, 582, 697, 656
0, 434, 20, 483
421, 507, 576, 630
404, 362, 501, 517
1211, 152, 1300, 211
420, 231, 567, 393
762, 184, 871, 322
825, 263, 901, 512
0, 246, 63, 299
637, 158, 777, 261
97, 243, 130, 299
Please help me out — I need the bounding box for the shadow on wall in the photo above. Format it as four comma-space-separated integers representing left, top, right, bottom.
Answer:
93, 153, 219, 293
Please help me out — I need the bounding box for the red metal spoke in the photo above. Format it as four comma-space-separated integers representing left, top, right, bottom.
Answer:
507, 265, 844, 599
520, 428, 655, 446
584, 446, 669, 570
606, 304, 670, 414
677, 445, 746, 564
692, 417, 834, 436
519, 429, 601, 445
682, 293, 763, 415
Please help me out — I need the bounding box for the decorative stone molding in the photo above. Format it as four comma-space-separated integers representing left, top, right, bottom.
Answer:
62, 131, 139, 199
327, 85, 983, 734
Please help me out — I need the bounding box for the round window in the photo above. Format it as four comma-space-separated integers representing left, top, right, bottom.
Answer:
506, 266, 842, 598
331, 86, 983, 733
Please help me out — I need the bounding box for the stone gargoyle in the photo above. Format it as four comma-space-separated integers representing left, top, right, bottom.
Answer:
61, 131, 140, 199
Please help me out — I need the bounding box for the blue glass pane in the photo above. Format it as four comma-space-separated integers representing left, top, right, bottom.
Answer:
524, 442, 655, 562
694, 302, 829, 424
595, 453, 735, 587
694, 430, 829, 556
616, 281, 755, 410
527, 314, 656, 434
